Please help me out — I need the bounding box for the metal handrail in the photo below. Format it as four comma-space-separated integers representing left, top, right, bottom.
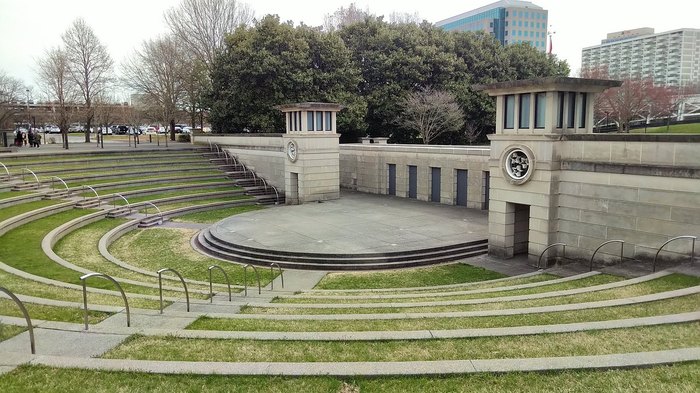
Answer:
269, 263, 284, 290
157, 268, 190, 313
537, 243, 566, 269
80, 273, 130, 330
111, 193, 131, 212
243, 264, 261, 296
653, 235, 697, 272
208, 139, 212, 151
216, 144, 222, 157
143, 202, 163, 225
22, 168, 40, 184
270, 185, 280, 205
260, 177, 269, 192
84, 185, 100, 205
50, 176, 69, 192
589, 240, 625, 272
0, 286, 35, 354
208, 265, 232, 302
0, 162, 10, 178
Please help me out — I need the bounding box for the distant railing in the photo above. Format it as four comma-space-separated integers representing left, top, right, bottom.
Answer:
157, 268, 190, 313
0, 162, 10, 178
243, 264, 261, 296
589, 240, 625, 272
83, 185, 100, 206
537, 243, 566, 269
143, 202, 163, 225
80, 273, 130, 330
50, 176, 69, 193
0, 286, 35, 354
208, 265, 232, 302
269, 263, 283, 290
111, 193, 131, 212
270, 185, 280, 205
21, 168, 40, 185
653, 236, 697, 272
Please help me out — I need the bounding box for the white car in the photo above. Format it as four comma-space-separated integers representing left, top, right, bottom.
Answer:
48, 125, 61, 133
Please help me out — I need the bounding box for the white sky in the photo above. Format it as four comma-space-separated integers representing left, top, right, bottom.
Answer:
1, 0, 697, 100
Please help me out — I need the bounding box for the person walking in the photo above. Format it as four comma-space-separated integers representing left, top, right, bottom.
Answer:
28, 130, 35, 147
22, 131, 27, 146
34, 131, 41, 148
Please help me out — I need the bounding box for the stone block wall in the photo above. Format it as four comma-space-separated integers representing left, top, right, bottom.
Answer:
555, 135, 700, 263
340, 144, 490, 209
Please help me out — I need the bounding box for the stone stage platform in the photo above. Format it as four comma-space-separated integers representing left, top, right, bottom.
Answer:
209, 191, 488, 255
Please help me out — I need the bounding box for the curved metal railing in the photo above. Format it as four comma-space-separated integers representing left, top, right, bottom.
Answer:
80, 273, 130, 330
50, 176, 69, 193
269, 263, 284, 290
270, 185, 280, 205
157, 268, 190, 313
589, 240, 625, 272
0, 162, 10, 178
208, 265, 232, 302
537, 243, 566, 269
653, 236, 697, 272
83, 185, 100, 206
0, 286, 35, 354
143, 202, 163, 225
111, 193, 131, 212
22, 168, 40, 185
243, 264, 261, 296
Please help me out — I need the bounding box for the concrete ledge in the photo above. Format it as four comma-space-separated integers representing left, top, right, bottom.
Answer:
23, 347, 700, 376
562, 160, 700, 179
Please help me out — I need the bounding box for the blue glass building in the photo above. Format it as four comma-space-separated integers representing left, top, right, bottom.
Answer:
436, 0, 548, 51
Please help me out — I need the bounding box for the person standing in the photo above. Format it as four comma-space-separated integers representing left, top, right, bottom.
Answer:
34, 131, 41, 148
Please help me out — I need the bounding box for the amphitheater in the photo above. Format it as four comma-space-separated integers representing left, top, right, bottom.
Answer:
0, 134, 698, 392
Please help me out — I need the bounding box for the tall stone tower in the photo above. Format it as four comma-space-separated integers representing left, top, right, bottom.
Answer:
276, 102, 344, 204
476, 77, 621, 262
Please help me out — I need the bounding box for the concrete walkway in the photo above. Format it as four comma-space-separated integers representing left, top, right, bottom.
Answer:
10, 348, 700, 376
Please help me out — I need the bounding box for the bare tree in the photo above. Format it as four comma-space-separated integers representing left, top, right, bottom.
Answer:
323, 3, 371, 31
36, 48, 74, 149
399, 88, 465, 144
62, 18, 113, 143
165, 0, 253, 71
122, 36, 184, 140
388, 11, 422, 25
463, 121, 482, 144
0, 71, 25, 131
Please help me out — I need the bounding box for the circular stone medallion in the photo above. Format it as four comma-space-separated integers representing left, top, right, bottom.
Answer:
501, 146, 535, 185
286, 140, 298, 162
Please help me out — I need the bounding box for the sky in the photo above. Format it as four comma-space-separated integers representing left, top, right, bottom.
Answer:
1, 0, 697, 101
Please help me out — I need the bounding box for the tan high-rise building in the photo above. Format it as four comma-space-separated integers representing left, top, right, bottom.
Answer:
581, 28, 700, 87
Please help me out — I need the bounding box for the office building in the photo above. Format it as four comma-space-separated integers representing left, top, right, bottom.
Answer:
581, 28, 700, 87
436, 0, 549, 51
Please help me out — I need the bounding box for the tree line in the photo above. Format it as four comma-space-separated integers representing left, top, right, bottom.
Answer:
208, 14, 570, 143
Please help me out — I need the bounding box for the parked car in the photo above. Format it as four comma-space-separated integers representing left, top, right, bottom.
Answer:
47, 125, 61, 133
114, 125, 129, 134
69, 123, 83, 132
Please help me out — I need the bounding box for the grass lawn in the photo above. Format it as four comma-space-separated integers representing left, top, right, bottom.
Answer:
189, 292, 700, 332
0, 209, 200, 300
243, 273, 700, 315
275, 274, 623, 304
3, 363, 694, 393
0, 191, 31, 200
75, 179, 228, 197
112, 187, 242, 206
0, 267, 161, 310
0, 324, 26, 342
109, 227, 275, 287
103, 322, 700, 362
312, 273, 558, 296
53, 218, 209, 294
0, 200, 62, 223
314, 264, 507, 290
631, 123, 700, 134
135, 196, 252, 214
0, 298, 110, 324
171, 205, 264, 224
65, 173, 224, 188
